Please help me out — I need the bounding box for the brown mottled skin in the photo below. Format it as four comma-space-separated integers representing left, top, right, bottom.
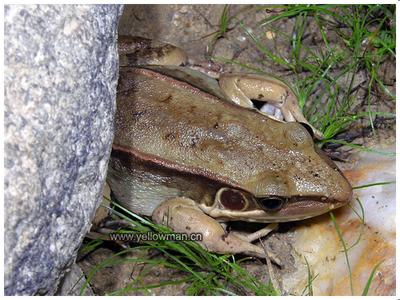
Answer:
109, 67, 352, 222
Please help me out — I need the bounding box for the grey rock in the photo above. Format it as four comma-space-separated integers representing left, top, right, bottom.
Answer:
56, 263, 94, 296
4, 4, 123, 295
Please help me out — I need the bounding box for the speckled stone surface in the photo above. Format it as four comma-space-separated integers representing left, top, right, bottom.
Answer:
4, 4, 123, 295
56, 263, 94, 295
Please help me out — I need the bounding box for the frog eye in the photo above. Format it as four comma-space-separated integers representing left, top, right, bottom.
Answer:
216, 188, 248, 211
257, 196, 287, 212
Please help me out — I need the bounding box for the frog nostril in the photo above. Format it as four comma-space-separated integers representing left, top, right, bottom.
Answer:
257, 196, 287, 212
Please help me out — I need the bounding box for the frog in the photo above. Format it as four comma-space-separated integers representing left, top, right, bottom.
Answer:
106, 35, 353, 259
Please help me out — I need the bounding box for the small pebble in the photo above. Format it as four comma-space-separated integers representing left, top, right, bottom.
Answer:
266, 31, 275, 40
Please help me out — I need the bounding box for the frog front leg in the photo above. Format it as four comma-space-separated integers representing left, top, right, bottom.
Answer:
219, 73, 323, 138
152, 197, 280, 263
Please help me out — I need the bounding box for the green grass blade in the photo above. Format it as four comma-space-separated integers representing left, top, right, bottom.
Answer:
352, 180, 396, 190
330, 212, 354, 295
362, 260, 384, 295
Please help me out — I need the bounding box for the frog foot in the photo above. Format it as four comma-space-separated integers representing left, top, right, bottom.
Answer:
152, 197, 281, 265
219, 73, 323, 139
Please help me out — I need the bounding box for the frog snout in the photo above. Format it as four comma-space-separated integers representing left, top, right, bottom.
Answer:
330, 174, 353, 206
314, 146, 353, 206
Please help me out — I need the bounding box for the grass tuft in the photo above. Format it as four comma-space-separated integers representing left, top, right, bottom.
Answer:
79, 200, 278, 296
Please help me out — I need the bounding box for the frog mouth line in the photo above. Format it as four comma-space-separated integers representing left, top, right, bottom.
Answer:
282, 196, 348, 212
202, 197, 347, 223
255, 194, 349, 208
289, 198, 345, 208
285, 195, 345, 204
205, 207, 335, 223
